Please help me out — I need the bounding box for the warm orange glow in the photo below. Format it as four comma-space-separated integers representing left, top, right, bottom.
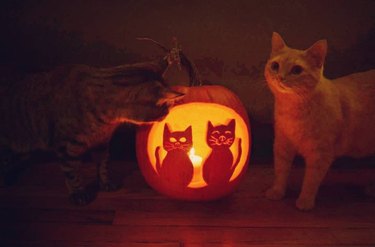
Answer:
188, 147, 203, 167
188, 147, 207, 188
147, 102, 249, 188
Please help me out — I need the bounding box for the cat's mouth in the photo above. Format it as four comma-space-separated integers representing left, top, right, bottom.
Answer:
164, 143, 190, 151
276, 80, 293, 93
208, 137, 234, 146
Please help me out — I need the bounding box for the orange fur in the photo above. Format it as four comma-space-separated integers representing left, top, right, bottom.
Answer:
264, 32, 375, 210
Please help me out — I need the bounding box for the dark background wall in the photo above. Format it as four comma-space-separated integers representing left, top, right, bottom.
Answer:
1, 0, 374, 160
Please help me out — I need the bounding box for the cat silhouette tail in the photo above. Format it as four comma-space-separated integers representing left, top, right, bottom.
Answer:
231, 138, 242, 173
155, 146, 161, 174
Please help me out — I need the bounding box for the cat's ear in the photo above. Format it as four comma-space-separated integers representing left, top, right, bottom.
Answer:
207, 121, 214, 130
185, 126, 192, 136
305, 39, 327, 68
228, 119, 235, 130
271, 32, 287, 54
157, 88, 185, 106
164, 123, 171, 135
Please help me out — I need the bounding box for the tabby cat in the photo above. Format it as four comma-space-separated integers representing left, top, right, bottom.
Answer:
155, 124, 194, 187
264, 32, 375, 210
0, 51, 185, 205
203, 119, 242, 186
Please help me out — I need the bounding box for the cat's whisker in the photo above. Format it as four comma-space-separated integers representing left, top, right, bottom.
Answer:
208, 138, 219, 145
209, 136, 218, 140
224, 140, 233, 145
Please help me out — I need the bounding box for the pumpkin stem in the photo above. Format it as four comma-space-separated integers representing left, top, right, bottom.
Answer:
136, 37, 169, 52
180, 51, 202, 87
137, 37, 202, 87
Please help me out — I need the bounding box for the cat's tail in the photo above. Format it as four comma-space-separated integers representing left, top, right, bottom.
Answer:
231, 138, 242, 174
155, 146, 162, 174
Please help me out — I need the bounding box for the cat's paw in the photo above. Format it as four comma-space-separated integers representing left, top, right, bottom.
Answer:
265, 187, 285, 200
100, 180, 121, 192
69, 189, 96, 206
296, 197, 315, 211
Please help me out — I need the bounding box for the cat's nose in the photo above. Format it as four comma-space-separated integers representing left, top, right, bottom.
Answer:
175, 142, 181, 146
219, 136, 226, 142
277, 75, 286, 81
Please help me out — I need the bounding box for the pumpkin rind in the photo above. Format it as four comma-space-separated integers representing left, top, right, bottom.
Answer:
136, 85, 251, 200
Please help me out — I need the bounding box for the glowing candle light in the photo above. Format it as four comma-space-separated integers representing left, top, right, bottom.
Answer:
188, 147, 202, 168
136, 87, 251, 200
188, 147, 206, 188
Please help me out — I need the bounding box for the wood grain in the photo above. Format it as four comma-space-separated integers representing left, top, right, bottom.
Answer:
0, 160, 374, 246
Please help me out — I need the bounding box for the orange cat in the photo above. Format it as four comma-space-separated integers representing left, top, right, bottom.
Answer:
264, 32, 375, 210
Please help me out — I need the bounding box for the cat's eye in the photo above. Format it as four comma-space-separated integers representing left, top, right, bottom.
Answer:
212, 130, 220, 135
169, 137, 177, 143
179, 137, 187, 143
225, 131, 232, 135
271, 61, 279, 71
291, 65, 303, 75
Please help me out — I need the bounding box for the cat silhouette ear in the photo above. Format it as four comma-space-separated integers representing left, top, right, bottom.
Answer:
228, 119, 235, 130
305, 39, 327, 68
164, 123, 171, 136
185, 126, 192, 136
271, 32, 287, 53
207, 121, 214, 130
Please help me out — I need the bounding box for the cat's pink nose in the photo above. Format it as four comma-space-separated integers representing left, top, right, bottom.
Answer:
175, 142, 181, 146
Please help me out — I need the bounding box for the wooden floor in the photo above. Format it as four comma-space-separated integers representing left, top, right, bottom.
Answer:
1, 158, 374, 247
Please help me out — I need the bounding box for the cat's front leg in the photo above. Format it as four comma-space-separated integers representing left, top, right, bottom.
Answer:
58, 142, 97, 206
95, 146, 121, 192
266, 131, 296, 201
296, 152, 333, 210
60, 158, 96, 206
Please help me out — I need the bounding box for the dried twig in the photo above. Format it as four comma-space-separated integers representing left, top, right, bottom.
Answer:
137, 37, 202, 86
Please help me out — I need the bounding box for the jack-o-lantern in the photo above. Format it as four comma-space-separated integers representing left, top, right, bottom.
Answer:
136, 85, 250, 200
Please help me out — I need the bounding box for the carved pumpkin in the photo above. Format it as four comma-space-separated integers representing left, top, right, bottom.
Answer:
136, 85, 251, 200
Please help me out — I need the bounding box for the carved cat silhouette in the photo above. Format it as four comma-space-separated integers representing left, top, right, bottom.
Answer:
155, 124, 194, 188
203, 119, 242, 186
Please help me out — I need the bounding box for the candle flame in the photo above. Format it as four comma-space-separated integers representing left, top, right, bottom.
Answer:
188, 147, 202, 167
188, 147, 195, 157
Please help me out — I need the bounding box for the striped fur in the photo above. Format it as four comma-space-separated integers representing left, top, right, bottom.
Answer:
0, 57, 184, 205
